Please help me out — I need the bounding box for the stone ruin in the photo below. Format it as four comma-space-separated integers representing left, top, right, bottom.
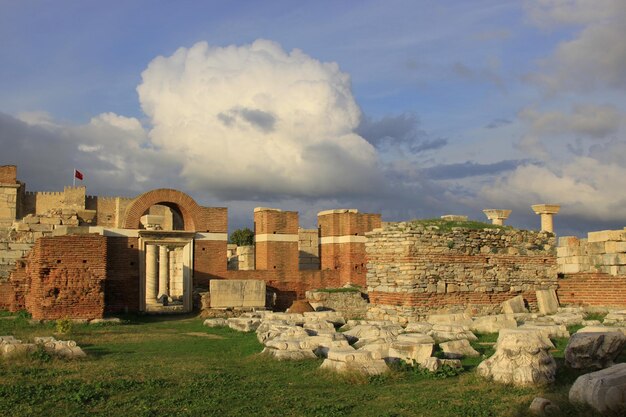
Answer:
0, 335, 86, 359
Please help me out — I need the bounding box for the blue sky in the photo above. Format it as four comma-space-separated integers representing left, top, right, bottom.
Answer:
1, 1, 625, 235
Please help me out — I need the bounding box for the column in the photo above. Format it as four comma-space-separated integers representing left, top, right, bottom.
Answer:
145, 244, 158, 302
531, 204, 561, 233
482, 209, 512, 226
158, 245, 169, 299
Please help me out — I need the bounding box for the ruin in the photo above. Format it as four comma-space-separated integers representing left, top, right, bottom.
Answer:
1, 164, 626, 321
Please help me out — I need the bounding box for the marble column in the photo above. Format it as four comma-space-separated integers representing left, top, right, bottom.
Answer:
531, 204, 561, 233
158, 245, 169, 299
482, 209, 512, 226
145, 244, 158, 302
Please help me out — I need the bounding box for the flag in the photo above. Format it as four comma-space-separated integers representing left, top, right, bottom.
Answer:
74, 169, 84, 181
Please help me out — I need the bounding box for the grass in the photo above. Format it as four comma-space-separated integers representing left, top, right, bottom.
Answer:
0, 312, 624, 417
408, 218, 512, 233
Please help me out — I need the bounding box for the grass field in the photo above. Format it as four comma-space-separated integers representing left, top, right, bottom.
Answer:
0, 312, 623, 417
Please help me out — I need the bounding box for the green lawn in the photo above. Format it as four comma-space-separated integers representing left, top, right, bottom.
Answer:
0, 313, 623, 417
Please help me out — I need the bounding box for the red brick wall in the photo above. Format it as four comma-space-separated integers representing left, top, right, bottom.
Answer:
369, 291, 539, 314
104, 237, 140, 314
254, 209, 299, 271
557, 273, 626, 308
318, 210, 381, 286
194, 240, 227, 288
0, 165, 17, 183
24, 235, 107, 320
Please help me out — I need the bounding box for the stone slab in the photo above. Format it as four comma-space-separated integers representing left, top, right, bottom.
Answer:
210, 279, 266, 308
536, 289, 559, 315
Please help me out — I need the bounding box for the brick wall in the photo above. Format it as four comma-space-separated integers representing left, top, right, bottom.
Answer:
557, 273, 626, 308
23, 235, 107, 320
194, 240, 227, 288
104, 237, 140, 314
254, 208, 299, 271
366, 222, 556, 321
0, 166, 17, 184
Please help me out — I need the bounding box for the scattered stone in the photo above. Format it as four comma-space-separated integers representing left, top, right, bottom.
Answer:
320, 348, 389, 375
262, 338, 317, 360
519, 323, 569, 340
388, 334, 434, 365
343, 324, 403, 345
529, 397, 559, 416
549, 312, 584, 327
582, 320, 602, 326
420, 357, 462, 373
425, 313, 473, 327
37, 338, 86, 358
404, 322, 433, 334
578, 325, 626, 337
428, 324, 478, 343
303, 311, 346, 326
302, 320, 336, 334
604, 310, 626, 326
470, 315, 517, 334
569, 363, 626, 413
258, 324, 309, 345
203, 318, 228, 328
565, 331, 626, 370
536, 289, 559, 315
477, 329, 556, 386
262, 312, 305, 325
227, 317, 261, 332
339, 319, 394, 332
439, 339, 480, 359
501, 295, 528, 314
89, 317, 122, 325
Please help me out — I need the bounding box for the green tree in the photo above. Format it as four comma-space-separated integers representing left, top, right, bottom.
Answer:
229, 227, 254, 246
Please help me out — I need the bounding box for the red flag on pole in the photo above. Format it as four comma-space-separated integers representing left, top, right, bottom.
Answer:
74, 169, 84, 181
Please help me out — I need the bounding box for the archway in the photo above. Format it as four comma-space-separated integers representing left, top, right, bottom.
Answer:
122, 189, 206, 231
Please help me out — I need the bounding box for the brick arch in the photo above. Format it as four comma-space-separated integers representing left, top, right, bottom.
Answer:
122, 189, 206, 231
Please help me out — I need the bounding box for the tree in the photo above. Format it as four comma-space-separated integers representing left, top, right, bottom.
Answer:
229, 227, 254, 246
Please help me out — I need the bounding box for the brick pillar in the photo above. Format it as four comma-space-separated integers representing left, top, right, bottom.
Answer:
318, 209, 382, 286
254, 207, 299, 271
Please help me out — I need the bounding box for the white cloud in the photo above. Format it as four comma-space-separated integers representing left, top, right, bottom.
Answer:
482, 155, 626, 221
520, 104, 621, 138
137, 39, 382, 199
525, 0, 626, 92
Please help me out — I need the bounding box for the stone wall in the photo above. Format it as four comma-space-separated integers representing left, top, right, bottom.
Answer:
366, 222, 557, 322
557, 230, 626, 275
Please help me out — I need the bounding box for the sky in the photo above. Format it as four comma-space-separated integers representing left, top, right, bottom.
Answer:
1, 0, 625, 235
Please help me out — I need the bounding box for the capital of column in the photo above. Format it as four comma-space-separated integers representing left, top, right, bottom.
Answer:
531, 204, 560, 233
482, 209, 512, 226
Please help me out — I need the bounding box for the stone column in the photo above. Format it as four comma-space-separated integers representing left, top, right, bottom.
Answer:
158, 245, 169, 299
482, 209, 512, 226
531, 204, 561, 233
145, 244, 158, 302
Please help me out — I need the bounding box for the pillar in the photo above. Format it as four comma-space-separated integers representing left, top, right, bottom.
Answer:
254, 207, 299, 271
145, 244, 158, 302
482, 209, 512, 226
531, 204, 561, 233
158, 245, 169, 299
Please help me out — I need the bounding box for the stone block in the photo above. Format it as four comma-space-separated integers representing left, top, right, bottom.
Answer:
425, 313, 473, 327
203, 318, 228, 328
536, 289, 559, 315
501, 295, 527, 314
388, 341, 433, 365
428, 324, 477, 343
209, 280, 266, 308
558, 263, 586, 274
605, 241, 626, 253
470, 315, 518, 334
23, 215, 40, 224
588, 230, 626, 243
39, 217, 61, 225
227, 317, 261, 332
565, 331, 625, 370
29, 223, 53, 232
569, 363, 626, 413
439, 339, 480, 359
529, 397, 559, 416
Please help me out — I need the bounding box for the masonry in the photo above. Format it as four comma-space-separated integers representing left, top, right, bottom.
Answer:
365, 221, 557, 323
0, 165, 381, 317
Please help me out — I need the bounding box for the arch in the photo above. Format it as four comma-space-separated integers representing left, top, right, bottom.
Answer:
122, 189, 205, 231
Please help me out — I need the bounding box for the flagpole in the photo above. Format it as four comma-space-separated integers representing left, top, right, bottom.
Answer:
73, 169, 76, 187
